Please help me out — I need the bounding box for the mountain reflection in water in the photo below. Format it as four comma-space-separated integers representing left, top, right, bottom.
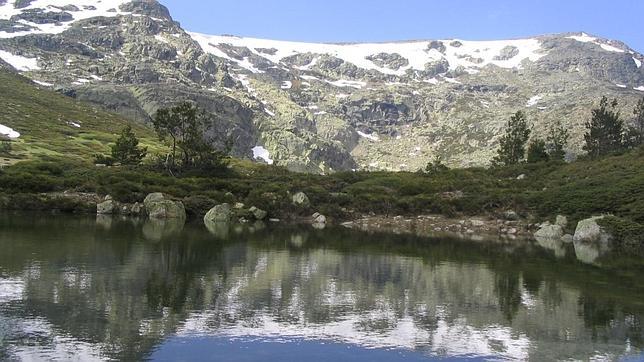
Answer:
0, 213, 643, 361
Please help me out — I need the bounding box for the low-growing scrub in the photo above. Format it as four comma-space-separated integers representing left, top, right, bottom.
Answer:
0, 147, 643, 227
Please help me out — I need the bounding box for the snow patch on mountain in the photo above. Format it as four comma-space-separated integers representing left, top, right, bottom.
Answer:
190, 33, 548, 76
0, 49, 39, 71
567, 32, 625, 53
634, 57, 642, 68
252, 146, 274, 165
0, 124, 20, 139
0, 0, 134, 38
357, 131, 380, 142
526, 95, 543, 107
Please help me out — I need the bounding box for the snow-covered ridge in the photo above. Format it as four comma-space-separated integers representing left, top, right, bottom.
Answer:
567, 32, 626, 53
0, 0, 134, 38
191, 32, 548, 76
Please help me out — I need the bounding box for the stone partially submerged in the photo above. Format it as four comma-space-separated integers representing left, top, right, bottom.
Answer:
573, 216, 614, 264
534, 222, 564, 241
573, 216, 613, 244
143, 193, 186, 220
204, 203, 234, 223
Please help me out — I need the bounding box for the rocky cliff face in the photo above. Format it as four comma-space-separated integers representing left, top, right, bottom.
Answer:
1, 0, 643, 172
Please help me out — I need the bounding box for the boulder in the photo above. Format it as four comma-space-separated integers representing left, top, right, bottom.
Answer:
534, 222, 564, 240
555, 215, 568, 228
292, 192, 310, 207
204, 203, 234, 223
97, 199, 117, 214
249, 206, 268, 220
562, 234, 574, 243
313, 213, 327, 224
143, 193, 186, 220
131, 202, 144, 216
573, 216, 613, 245
503, 211, 519, 221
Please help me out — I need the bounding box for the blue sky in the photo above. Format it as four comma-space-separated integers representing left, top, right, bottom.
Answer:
159, 0, 644, 53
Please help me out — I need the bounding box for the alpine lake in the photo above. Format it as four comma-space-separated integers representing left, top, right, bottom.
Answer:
1, 213, 643, 361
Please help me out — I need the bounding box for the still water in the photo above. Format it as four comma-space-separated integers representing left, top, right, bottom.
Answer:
0, 213, 643, 361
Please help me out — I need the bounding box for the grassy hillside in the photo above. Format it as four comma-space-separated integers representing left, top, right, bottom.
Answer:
0, 69, 163, 165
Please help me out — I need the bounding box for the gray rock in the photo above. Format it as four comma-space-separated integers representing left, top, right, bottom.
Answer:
131, 202, 144, 216
313, 214, 327, 224
555, 215, 568, 227
470, 219, 486, 227
573, 216, 613, 245
366, 52, 410, 70
292, 192, 310, 207
494, 46, 520, 61
204, 203, 234, 223
516, 174, 526, 180
562, 234, 574, 243
249, 206, 268, 220
503, 211, 519, 221
97, 199, 117, 215
534, 222, 564, 240
144, 193, 186, 220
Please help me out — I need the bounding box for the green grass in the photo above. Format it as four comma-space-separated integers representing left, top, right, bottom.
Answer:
0, 70, 163, 163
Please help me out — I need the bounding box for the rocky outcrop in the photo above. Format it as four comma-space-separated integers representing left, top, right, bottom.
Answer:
144, 193, 186, 220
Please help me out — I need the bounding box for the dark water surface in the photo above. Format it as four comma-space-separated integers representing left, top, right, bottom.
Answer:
0, 213, 643, 361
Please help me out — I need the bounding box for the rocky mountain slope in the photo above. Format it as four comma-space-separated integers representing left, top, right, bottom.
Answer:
1, 0, 643, 172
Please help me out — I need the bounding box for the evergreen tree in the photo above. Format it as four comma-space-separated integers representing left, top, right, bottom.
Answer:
111, 126, 147, 165
527, 139, 549, 163
583, 97, 624, 158
492, 111, 531, 166
632, 96, 644, 146
153, 102, 228, 173
546, 120, 570, 161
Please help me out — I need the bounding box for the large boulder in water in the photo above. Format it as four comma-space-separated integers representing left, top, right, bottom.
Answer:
573, 216, 613, 244
534, 222, 564, 241
573, 216, 614, 265
97, 196, 117, 215
204, 203, 234, 223
143, 193, 186, 220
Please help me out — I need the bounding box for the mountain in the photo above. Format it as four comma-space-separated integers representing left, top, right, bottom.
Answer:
1, 0, 643, 172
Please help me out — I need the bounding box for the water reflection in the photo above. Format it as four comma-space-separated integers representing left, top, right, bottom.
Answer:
0, 213, 643, 361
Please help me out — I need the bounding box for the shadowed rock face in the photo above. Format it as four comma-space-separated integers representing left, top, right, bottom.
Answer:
0, 1, 643, 172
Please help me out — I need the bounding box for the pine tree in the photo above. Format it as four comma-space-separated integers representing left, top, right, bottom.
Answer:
492, 111, 531, 166
546, 120, 570, 161
526, 139, 549, 163
632, 96, 644, 146
153, 102, 229, 173
583, 96, 624, 158
111, 125, 147, 165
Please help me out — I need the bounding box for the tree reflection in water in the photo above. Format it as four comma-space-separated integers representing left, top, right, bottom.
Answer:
0, 213, 643, 361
